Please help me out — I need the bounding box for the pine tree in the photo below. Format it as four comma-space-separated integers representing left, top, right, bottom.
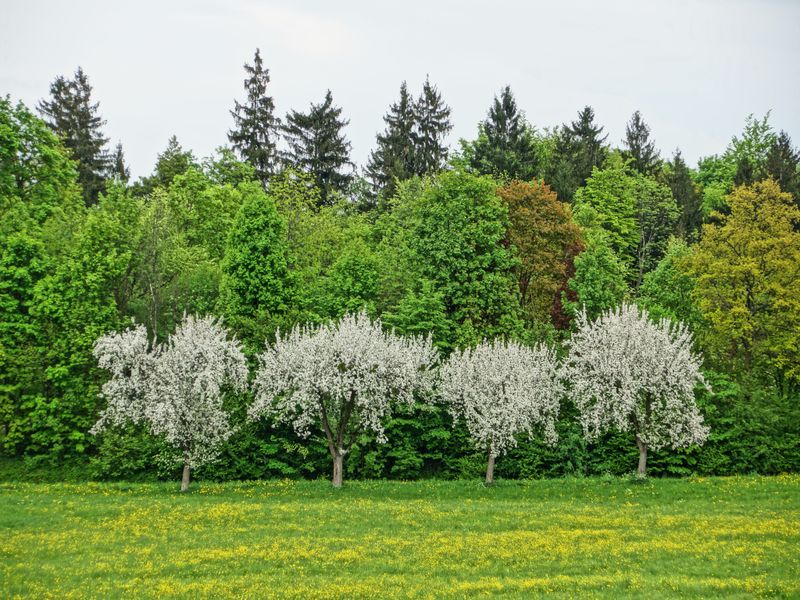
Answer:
414, 76, 452, 175
765, 131, 800, 202
38, 67, 110, 205
468, 85, 538, 181
623, 111, 660, 176
666, 150, 703, 241
228, 48, 281, 186
283, 90, 353, 206
365, 82, 417, 199
110, 142, 130, 183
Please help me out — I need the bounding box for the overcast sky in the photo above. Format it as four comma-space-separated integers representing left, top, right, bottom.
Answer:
2, 0, 799, 179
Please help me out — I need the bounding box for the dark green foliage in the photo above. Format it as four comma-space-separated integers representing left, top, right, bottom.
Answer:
467, 86, 538, 182
109, 143, 130, 183
133, 136, 197, 196
37, 67, 110, 206
228, 48, 281, 186
365, 82, 418, 199
665, 150, 703, 241
414, 76, 452, 176
765, 131, 800, 202
623, 111, 660, 176
283, 90, 353, 206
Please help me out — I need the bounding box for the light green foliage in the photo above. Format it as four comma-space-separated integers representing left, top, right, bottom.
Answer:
565, 233, 628, 320
638, 239, 702, 330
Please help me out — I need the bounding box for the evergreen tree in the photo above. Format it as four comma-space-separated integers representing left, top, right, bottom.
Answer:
228, 48, 281, 186
666, 150, 703, 241
623, 110, 660, 176
765, 131, 800, 202
545, 106, 608, 201
38, 67, 110, 205
365, 82, 417, 199
468, 85, 538, 181
283, 90, 353, 206
110, 142, 130, 183
133, 136, 197, 195
414, 76, 452, 175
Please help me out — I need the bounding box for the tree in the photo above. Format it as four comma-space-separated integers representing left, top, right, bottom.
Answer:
38, 67, 110, 205
439, 338, 562, 484
467, 86, 538, 182
545, 106, 608, 201
684, 179, 800, 386
228, 48, 281, 186
638, 239, 702, 330
623, 111, 660, 176
283, 90, 353, 206
498, 180, 583, 324
133, 136, 197, 196
414, 76, 452, 175
564, 303, 709, 475
91, 315, 248, 491
365, 82, 417, 199
564, 233, 628, 320
110, 143, 130, 183
665, 150, 703, 241
249, 312, 437, 487
765, 131, 800, 202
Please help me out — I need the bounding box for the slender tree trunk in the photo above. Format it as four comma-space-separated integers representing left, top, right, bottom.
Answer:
181, 462, 191, 492
485, 451, 496, 485
332, 450, 344, 488
636, 435, 647, 476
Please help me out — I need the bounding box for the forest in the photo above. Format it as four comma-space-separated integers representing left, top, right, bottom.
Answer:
1, 49, 799, 483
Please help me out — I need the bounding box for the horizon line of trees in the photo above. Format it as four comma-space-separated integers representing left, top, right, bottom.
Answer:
1, 50, 799, 483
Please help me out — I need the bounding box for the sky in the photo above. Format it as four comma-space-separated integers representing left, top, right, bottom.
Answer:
2, 0, 799, 179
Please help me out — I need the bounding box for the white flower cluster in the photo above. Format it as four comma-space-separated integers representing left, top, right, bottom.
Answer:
91, 315, 248, 468
564, 303, 709, 451
439, 339, 563, 458
249, 312, 438, 449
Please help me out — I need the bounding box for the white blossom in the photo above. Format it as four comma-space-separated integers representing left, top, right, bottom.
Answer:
564, 303, 710, 452
249, 312, 438, 485
439, 338, 563, 458
91, 315, 248, 470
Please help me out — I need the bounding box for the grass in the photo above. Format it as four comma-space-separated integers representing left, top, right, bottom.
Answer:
0, 476, 798, 599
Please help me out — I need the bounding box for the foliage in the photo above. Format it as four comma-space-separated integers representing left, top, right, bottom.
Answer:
564, 232, 628, 321
622, 111, 660, 176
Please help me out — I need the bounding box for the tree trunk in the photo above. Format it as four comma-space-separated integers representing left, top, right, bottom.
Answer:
181, 462, 191, 492
332, 450, 344, 488
485, 451, 496, 485
636, 435, 647, 476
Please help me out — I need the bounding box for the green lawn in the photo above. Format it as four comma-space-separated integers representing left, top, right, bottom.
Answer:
1, 476, 798, 598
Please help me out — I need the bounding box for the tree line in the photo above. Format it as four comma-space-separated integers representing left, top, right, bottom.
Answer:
1, 49, 798, 482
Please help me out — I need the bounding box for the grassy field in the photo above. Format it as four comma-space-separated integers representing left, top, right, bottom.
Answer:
1, 476, 798, 599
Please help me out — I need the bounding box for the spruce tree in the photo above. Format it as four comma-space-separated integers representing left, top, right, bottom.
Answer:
365, 82, 417, 199
468, 85, 538, 181
414, 76, 452, 175
765, 131, 800, 201
38, 67, 110, 205
228, 48, 281, 186
545, 106, 607, 201
666, 150, 703, 241
133, 136, 197, 196
110, 142, 130, 183
283, 90, 353, 206
623, 110, 660, 176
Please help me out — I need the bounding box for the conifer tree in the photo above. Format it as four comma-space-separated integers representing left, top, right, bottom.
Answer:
545, 106, 607, 201
414, 76, 452, 175
133, 136, 197, 195
623, 110, 660, 176
468, 86, 538, 181
38, 67, 110, 205
110, 142, 130, 183
765, 131, 800, 202
666, 150, 703, 241
365, 82, 417, 198
228, 48, 281, 186
283, 90, 353, 206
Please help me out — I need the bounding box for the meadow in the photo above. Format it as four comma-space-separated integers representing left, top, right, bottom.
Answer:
1, 476, 798, 599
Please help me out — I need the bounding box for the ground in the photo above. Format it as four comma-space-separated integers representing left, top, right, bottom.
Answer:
1, 476, 798, 598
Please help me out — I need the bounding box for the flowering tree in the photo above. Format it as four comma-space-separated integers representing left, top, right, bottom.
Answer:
91, 315, 248, 491
439, 339, 563, 484
564, 303, 709, 475
249, 312, 438, 487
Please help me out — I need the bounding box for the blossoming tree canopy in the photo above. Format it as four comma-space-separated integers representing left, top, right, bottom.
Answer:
565, 303, 709, 475
91, 315, 249, 491
249, 311, 438, 487
439, 338, 563, 484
